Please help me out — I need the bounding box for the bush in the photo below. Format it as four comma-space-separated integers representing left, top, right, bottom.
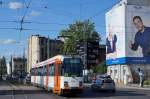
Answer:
144, 80, 150, 85
92, 61, 107, 74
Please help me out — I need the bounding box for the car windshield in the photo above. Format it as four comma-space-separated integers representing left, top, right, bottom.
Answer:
97, 75, 111, 79
62, 58, 83, 77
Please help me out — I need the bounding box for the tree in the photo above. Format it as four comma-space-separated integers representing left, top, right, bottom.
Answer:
59, 20, 101, 54
92, 61, 107, 74
0, 56, 7, 78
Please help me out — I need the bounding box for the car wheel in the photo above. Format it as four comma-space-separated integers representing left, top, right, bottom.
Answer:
91, 86, 95, 92
111, 89, 116, 93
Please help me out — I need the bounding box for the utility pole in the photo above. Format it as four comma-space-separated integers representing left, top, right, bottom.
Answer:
47, 36, 50, 59
0, 57, 2, 79
10, 55, 13, 78
83, 24, 86, 81
0, 0, 3, 8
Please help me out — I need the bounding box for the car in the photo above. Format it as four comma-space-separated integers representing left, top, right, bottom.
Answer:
91, 74, 116, 92
23, 75, 31, 84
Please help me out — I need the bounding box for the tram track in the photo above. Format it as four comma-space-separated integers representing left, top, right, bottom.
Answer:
9, 83, 29, 99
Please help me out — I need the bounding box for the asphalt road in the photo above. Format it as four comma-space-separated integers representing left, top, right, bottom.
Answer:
0, 81, 150, 99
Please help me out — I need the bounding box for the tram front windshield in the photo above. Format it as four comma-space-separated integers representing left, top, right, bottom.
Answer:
62, 58, 83, 77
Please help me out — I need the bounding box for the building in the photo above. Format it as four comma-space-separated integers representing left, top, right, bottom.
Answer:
0, 57, 7, 78
27, 35, 63, 73
106, 0, 150, 85
97, 45, 106, 64
76, 41, 99, 69
12, 57, 27, 77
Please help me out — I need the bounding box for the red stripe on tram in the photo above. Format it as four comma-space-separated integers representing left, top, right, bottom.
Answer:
46, 64, 49, 89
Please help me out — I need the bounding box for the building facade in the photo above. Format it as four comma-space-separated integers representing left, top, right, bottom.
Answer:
106, 0, 150, 85
12, 57, 27, 77
97, 45, 106, 64
76, 41, 100, 69
0, 57, 7, 78
27, 35, 63, 73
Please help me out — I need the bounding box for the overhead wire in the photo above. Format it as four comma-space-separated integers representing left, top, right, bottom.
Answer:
87, 0, 121, 20
40, 0, 75, 16
0, 20, 69, 26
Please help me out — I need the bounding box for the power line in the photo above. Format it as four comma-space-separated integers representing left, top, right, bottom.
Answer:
87, 1, 120, 20
80, 0, 100, 6
0, 27, 139, 34
43, 6, 75, 17
20, 0, 32, 31
0, 27, 59, 32
34, 0, 77, 18
39, 7, 74, 18
0, 20, 69, 25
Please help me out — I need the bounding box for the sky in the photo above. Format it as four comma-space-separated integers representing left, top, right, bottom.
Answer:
0, 0, 120, 61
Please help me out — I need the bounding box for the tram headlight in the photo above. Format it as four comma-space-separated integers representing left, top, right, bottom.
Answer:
64, 81, 69, 88
79, 81, 83, 87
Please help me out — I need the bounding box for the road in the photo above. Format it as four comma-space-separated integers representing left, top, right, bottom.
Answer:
0, 81, 150, 99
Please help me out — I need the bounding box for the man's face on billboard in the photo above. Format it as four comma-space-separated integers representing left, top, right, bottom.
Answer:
133, 18, 144, 32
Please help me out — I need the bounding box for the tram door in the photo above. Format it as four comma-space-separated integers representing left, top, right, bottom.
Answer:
46, 65, 49, 89
54, 59, 61, 93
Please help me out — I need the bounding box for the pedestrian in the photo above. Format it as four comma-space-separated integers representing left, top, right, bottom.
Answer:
138, 68, 144, 87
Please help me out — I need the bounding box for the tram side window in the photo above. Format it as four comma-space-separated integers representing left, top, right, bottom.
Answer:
49, 64, 54, 76
43, 66, 46, 76
31, 68, 34, 75
37, 68, 39, 76
52, 64, 54, 76
49, 64, 52, 76
46, 64, 50, 76
40, 67, 42, 76
40, 67, 43, 76
35, 68, 37, 75
37, 67, 42, 76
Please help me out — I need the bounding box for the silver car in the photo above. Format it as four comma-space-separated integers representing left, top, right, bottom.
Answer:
91, 74, 116, 92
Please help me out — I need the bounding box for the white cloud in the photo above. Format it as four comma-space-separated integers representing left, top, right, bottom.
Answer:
29, 10, 41, 17
9, 2, 23, 10
25, 10, 41, 19
0, 39, 18, 45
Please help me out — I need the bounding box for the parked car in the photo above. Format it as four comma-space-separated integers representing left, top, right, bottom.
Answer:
91, 74, 116, 92
23, 75, 31, 84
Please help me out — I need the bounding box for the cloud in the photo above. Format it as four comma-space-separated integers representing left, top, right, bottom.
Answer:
25, 10, 41, 19
29, 10, 41, 16
0, 39, 18, 45
9, 2, 23, 10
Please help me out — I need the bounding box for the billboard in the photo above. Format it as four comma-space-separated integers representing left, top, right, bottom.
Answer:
106, 3, 150, 65
106, 4, 126, 65
126, 5, 150, 64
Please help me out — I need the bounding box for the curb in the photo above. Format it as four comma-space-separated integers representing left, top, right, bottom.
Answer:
117, 86, 150, 90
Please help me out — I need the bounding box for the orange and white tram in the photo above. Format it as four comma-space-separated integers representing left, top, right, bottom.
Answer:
30, 55, 83, 95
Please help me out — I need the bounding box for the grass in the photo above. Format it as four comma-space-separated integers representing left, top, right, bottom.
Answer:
144, 80, 150, 85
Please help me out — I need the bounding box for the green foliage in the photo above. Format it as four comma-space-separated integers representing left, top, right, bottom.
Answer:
0, 56, 7, 76
59, 20, 101, 54
92, 61, 107, 74
144, 80, 150, 85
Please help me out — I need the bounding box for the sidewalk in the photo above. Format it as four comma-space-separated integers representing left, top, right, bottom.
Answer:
117, 84, 150, 90
0, 81, 12, 91
84, 83, 150, 90
84, 83, 91, 88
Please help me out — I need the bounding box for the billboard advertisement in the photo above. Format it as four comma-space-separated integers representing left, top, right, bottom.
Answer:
106, 4, 150, 65
126, 5, 150, 64
106, 4, 126, 65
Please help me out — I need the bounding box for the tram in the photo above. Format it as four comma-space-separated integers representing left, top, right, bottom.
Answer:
30, 55, 83, 95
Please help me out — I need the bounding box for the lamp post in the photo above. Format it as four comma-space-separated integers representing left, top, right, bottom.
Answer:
0, 58, 2, 79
